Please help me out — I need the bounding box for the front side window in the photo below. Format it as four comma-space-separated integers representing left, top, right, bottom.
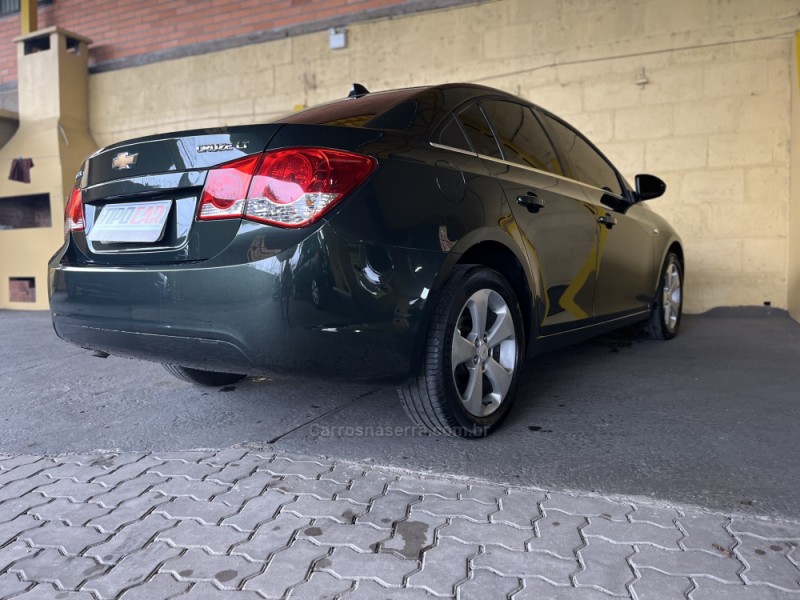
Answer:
479, 100, 563, 175
540, 113, 622, 196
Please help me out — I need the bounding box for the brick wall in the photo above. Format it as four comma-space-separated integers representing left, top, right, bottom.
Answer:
0, 0, 414, 84
8, 277, 35, 302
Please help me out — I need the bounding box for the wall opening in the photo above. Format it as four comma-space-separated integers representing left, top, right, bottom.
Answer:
9, 277, 35, 302
66, 35, 82, 55
23, 36, 50, 55
0, 194, 51, 230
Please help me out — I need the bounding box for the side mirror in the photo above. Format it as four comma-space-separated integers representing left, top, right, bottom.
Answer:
635, 174, 666, 201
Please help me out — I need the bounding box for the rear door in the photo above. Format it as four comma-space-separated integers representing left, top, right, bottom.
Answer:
538, 112, 655, 319
458, 99, 599, 333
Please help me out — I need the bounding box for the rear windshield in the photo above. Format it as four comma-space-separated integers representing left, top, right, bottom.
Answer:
276, 88, 426, 130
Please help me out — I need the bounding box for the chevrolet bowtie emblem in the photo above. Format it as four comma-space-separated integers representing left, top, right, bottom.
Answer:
112, 152, 138, 170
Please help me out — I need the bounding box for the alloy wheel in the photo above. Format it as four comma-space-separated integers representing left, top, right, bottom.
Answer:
663, 262, 682, 333
451, 289, 517, 417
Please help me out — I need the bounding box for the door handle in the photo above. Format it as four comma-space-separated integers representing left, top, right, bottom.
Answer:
598, 215, 617, 229
516, 192, 545, 213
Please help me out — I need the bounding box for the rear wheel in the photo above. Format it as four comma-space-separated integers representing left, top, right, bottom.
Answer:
398, 266, 525, 437
646, 252, 683, 340
163, 364, 246, 387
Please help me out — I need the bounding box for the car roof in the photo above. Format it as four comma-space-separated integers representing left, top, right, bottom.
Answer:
274, 83, 515, 133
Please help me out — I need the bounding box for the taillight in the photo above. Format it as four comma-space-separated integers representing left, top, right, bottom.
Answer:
197, 154, 260, 220
64, 186, 84, 236
246, 148, 375, 228
197, 148, 375, 228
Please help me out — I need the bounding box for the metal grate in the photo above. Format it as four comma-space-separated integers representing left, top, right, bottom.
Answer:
1, 0, 53, 17
0, 0, 20, 15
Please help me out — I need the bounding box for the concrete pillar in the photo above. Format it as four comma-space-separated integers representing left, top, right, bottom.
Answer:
790, 31, 800, 323
0, 28, 97, 310
20, 0, 37, 36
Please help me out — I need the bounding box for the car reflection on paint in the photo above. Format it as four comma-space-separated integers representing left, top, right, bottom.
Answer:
292, 232, 335, 310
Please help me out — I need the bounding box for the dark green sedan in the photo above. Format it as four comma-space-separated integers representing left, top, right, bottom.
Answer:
50, 83, 683, 437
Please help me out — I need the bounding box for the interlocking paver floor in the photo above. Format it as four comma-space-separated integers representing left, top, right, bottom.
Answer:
0, 449, 799, 599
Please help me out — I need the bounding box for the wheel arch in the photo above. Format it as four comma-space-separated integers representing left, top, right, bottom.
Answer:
455, 241, 535, 347
667, 240, 684, 266
656, 238, 684, 293
409, 231, 540, 376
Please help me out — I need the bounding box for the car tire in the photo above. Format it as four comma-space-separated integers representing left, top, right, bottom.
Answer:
163, 364, 246, 386
646, 252, 683, 340
398, 266, 525, 438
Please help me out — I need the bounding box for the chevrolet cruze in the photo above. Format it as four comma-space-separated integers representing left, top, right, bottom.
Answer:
49, 83, 683, 437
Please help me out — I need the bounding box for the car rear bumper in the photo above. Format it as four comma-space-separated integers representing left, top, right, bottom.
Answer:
49, 224, 447, 380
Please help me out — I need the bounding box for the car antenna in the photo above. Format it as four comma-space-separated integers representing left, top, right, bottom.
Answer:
348, 83, 370, 98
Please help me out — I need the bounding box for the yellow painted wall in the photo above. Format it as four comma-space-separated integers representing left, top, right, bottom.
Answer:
0, 124, 65, 309
82, 0, 798, 314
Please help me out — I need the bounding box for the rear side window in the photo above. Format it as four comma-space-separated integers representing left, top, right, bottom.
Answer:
540, 113, 622, 196
457, 104, 502, 159
437, 115, 473, 153
479, 100, 563, 175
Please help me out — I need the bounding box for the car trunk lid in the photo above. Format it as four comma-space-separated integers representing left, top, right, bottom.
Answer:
73, 125, 282, 265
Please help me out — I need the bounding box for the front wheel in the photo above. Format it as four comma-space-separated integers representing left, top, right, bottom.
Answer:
163, 364, 246, 387
646, 252, 683, 340
398, 266, 525, 438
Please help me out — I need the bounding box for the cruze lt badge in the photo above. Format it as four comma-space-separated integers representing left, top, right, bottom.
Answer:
111, 152, 138, 170
196, 141, 249, 153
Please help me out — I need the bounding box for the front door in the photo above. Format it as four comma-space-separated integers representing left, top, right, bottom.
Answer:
538, 111, 655, 320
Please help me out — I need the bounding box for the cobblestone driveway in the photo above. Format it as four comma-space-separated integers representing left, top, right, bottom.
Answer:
1, 449, 799, 599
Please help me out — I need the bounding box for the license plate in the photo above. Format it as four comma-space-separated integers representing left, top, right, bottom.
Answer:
87, 200, 172, 243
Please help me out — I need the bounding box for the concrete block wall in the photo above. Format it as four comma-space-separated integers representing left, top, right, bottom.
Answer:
558, 40, 792, 312
0, 0, 415, 83
84, 0, 799, 314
